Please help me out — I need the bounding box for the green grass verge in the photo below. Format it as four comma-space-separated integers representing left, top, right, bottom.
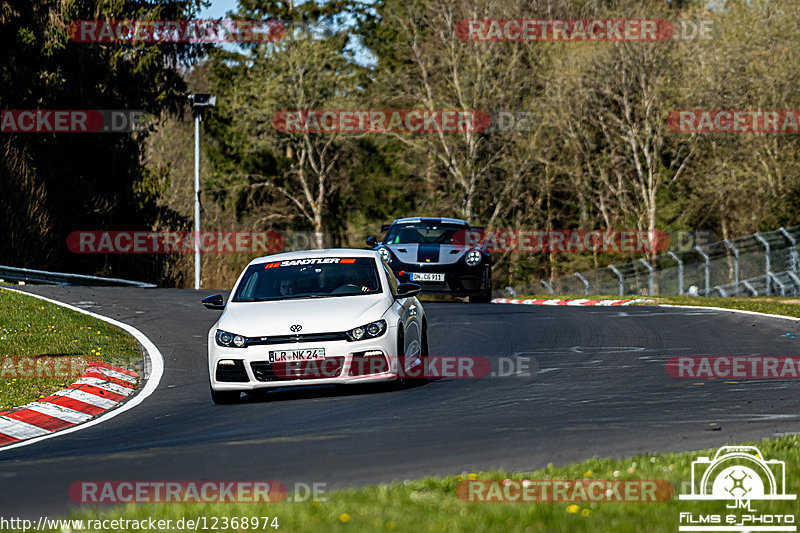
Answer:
514, 293, 800, 318
62, 435, 800, 532
0, 287, 141, 410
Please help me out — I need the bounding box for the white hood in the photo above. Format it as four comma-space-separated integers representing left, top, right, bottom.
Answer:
218, 294, 391, 336
386, 243, 466, 265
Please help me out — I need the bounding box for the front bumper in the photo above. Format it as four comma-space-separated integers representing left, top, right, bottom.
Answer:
208, 329, 398, 391
389, 260, 489, 296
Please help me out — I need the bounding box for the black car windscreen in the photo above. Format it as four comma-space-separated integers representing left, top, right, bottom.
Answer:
384, 222, 468, 245
232, 257, 382, 301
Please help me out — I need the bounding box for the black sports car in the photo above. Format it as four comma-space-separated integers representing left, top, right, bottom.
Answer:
367, 217, 492, 303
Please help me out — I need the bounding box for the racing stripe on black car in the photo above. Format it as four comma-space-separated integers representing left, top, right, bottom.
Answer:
416, 244, 440, 263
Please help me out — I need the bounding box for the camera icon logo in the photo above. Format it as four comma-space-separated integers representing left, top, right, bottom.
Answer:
679, 446, 795, 502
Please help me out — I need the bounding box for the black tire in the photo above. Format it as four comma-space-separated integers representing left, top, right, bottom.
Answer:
210, 387, 240, 405
469, 266, 492, 303
421, 321, 429, 358
394, 327, 407, 388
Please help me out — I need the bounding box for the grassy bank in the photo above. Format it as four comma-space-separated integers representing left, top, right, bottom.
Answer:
64, 435, 800, 532
0, 287, 141, 410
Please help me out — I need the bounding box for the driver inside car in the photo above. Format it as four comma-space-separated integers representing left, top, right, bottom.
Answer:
279, 279, 297, 296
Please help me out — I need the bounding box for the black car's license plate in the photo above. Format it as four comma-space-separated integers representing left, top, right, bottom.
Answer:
410, 272, 445, 282
269, 348, 325, 362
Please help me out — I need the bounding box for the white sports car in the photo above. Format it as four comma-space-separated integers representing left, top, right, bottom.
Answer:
202, 249, 427, 404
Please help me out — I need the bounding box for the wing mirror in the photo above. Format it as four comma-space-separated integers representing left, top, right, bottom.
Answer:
393, 283, 421, 299
366, 236, 378, 247
202, 294, 225, 310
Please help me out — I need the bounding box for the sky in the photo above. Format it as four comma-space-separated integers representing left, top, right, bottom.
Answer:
197, 0, 239, 19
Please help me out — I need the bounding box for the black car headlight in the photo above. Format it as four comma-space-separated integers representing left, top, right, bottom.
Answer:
346, 319, 387, 341
378, 247, 391, 263
216, 329, 248, 348
465, 249, 482, 266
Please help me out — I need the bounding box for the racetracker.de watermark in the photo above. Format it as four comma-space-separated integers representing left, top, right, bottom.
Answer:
457, 19, 714, 42
1, 110, 149, 133
68, 19, 286, 43
457, 479, 673, 502
268, 356, 535, 380
452, 229, 670, 254
667, 356, 800, 379
66, 231, 331, 254
668, 110, 800, 133
272, 110, 492, 133
69, 481, 325, 504
1, 356, 92, 380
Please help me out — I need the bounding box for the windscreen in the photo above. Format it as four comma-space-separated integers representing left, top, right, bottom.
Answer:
232, 257, 382, 301
384, 221, 468, 245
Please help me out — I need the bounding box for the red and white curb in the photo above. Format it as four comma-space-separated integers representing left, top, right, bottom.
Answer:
492, 297, 651, 306
0, 287, 163, 452
0, 362, 139, 446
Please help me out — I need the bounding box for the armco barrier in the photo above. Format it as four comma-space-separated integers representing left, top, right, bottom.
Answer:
0, 265, 155, 288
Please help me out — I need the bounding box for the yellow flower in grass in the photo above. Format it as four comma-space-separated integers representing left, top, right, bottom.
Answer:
467, 473, 478, 480
566, 504, 580, 514
584, 470, 593, 478
581, 509, 591, 517
339, 513, 350, 523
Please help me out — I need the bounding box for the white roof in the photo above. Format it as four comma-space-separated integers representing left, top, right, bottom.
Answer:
248, 248, 379, 266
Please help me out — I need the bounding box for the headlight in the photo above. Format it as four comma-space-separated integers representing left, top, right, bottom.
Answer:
346, 319, 387, 341
216, 329, 248, 348
466, 249, 482, 266
378, 247, 391, 263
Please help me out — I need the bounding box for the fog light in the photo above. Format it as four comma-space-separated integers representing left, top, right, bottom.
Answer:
218, 359, 235, 365
364, 350, 383, 357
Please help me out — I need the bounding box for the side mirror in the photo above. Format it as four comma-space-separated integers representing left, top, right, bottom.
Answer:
366, 236, 378, 247
393, 283, 421, 300
202, 294, 225, 310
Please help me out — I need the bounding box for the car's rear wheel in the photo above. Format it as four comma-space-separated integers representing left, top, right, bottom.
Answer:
210, 387, 240, 405
469, 266, 492, 303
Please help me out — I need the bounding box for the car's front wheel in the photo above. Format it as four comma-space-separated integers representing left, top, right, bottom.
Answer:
469, 266, 492, 303
394, 328, 407, 388
210, 387, 240, 405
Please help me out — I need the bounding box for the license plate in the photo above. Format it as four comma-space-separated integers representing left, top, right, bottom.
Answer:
410, 272, 445, 282
269, 348, 325, 362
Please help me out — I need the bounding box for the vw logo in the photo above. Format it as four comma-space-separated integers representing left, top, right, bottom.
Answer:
290, 324, 302, 333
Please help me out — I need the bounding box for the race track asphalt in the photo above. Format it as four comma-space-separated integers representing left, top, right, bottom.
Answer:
2, 286, 800, 518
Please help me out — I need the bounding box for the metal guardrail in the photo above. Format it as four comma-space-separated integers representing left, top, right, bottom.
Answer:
508, 225, 800, 298
0, 265, 156, 288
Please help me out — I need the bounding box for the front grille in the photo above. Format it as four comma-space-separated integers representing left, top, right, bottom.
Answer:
349, 353, 389, 376
246, 332, 348, 346
251, 357, 345, 381
215, 360, 248, 382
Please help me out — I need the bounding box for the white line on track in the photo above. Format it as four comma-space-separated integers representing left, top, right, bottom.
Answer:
0, 287, 164, 452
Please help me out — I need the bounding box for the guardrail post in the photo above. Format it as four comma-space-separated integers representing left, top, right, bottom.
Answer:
742, 280, 758, 296
780, 227, 798, 273
695, 245, 711, 296
638, 258, 654, 296
724, 239, 739, 285
754, 232, 771, 296
540, 280, 554, 295
667, 251, 684, 295
769, 272, 787, 296
574, 272, 589, 295
608, 265, 624, 296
